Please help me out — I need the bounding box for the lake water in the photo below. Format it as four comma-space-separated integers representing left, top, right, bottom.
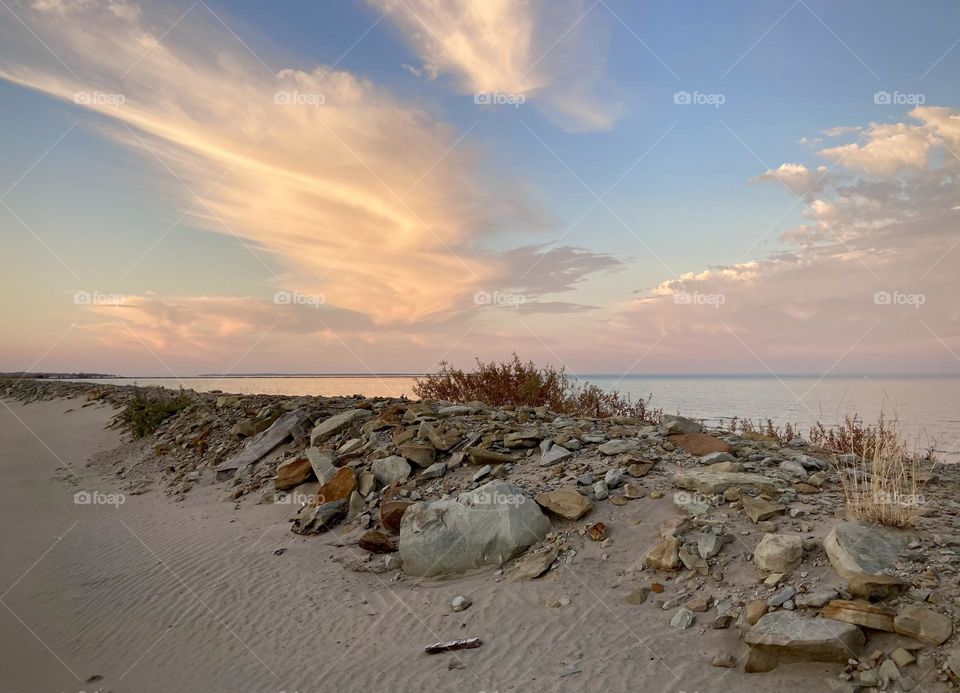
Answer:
71, 374, 960, 460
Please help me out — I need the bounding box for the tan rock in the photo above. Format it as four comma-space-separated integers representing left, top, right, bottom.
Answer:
644, 536, 681, 571
754, 533, 803, 573
741, 496, 785, 523
744, 611, 865, 672
823, 600, 896, 632
534, 488, 591, 520
274, 457, 313, 491
894, 604, 953, 645
745, 600, 767, 626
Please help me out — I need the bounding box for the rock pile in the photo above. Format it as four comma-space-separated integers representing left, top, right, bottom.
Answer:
4, 377, 959, 684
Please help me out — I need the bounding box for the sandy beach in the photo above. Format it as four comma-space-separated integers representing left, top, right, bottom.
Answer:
0, 388, 957, 693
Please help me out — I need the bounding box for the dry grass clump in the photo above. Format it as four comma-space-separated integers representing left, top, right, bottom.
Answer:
837, 427, 925, 528
413, 354, 661, 421
808, 413, 900, 458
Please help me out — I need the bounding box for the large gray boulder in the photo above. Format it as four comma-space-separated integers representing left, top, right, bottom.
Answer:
399, 481, 551, 577
824, 521, 911, 598
745, 611, 865, 672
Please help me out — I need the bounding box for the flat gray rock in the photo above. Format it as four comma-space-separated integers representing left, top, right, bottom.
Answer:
674, 469, 779, 496
215, 409, 310, 479
372, 455, 411, 488
309, 409, 372, 446
745, 611, 865, 672
824, 521, 911, 598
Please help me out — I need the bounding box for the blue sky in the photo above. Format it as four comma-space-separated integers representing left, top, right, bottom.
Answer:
1, 0, 959, 375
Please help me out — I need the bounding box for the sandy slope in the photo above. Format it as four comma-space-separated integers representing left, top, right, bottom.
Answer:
0, 397, 883, 693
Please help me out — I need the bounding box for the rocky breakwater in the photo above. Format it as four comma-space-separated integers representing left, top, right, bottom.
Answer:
5, 378, 960, 686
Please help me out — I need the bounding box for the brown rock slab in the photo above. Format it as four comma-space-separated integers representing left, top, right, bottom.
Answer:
535, 488, 591, 520
823, 600, 896, 632
669, 432, 733, 456
274, 457, 313, 491
358, 530, 397, 553
381, 499, 413, 533
316, 467, 356, 504
398, 442, 436, 468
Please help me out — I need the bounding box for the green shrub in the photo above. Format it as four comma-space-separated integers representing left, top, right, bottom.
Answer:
119, 386, 192, 438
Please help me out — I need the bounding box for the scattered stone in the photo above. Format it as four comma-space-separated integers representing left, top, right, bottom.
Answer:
754, 533, 803, 573
381, 499, 413, 533
305, 447, 336, 484
587, 522, 607, 541
794, 589, 837, 608
216, 409, 310, 480
274, 457, 313, 491
539, 445, 573, 466
534, 488, 591, 520
711, 653, 736, 668
472, 464, 492, 482
697, 533, 724, 559
670, 607, 695, 629
744, 611, 866, 673
421, 461, 446, 480
358, 530, 397, 553
598, 439, 637, 456
674, 470, 779, 496
292, 498, 348, 534
316, 466, 356, 504
626, 587, 649, 605
767, 585, 797, 607
372, 455, 411, 488
399, 442, 436, 468
622, 482, 644, 499
452, 595, 472, 612
661, 415, 702, 435
741, 496, 785, 523
893, 604, 953, 645
310, 409, 372, 446
592, 480, 609, 501
890, 647, 915, 668
745, 600, 767, 626
669, 432, 733, 456
507, 545, 559, 581
644, 536, 681, 571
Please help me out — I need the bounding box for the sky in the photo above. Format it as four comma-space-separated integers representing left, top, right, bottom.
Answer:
1, 0, 959, 376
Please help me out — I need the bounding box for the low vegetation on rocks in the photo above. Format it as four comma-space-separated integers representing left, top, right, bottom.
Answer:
117, 385, 194, 439
412, 354, 661, 421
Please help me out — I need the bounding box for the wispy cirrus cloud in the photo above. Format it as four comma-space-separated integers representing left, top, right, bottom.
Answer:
0, 0, 618, 331
370, 0, 623, 131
